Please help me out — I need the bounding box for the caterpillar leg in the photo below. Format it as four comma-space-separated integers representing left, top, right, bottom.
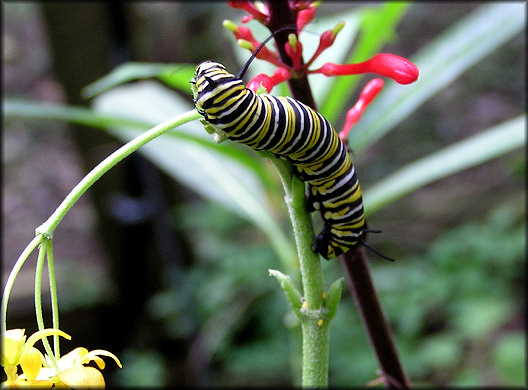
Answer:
312, 226, 352, 260
314, 226, 396, 262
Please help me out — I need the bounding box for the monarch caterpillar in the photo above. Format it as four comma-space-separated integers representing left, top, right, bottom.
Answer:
191, 37, 392, 261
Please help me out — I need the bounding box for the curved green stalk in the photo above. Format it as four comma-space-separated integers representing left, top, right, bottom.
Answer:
46, 240, 61, 358
1, 235, 42, 334
36, 110, 201, 238
34, 238, 59, 370
2, 110, 201, 341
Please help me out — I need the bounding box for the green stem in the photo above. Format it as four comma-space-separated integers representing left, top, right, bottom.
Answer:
36, 109, 201, 238
302, 319, 330, 387
1, 235, 42, 334
34, 238, 59, 371
2, 109, 200, 359
46, 240, 61, 358
269, 155, 329, 386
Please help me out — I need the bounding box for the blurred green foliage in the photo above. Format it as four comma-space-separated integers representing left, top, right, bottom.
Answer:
138, 194, 523, 386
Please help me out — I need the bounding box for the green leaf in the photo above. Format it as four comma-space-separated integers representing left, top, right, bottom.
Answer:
3, 99, 152, 130
268, 269, 303, 317
4, 98, 274, 188
92, 81, 297, 268
319, 2, 411, 122
325, 277, 344, 321
82, 62, 196, 98
363, 115, 525, 215
451, 297, 515, 339
350, 3, 525, 153
492, 332, 526, 385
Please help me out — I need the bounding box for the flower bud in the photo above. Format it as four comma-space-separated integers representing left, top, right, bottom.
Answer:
247, 74, 274, 93
305, 22, 345, 68
340, 78, 384, 140
247, 68, 291, 93
297, 7, 317, 32
317, 53, 419, 84
222, 19, 238, 33
227, 1, 269, 24
223, 20, 256, 42
284, 34, 303, 69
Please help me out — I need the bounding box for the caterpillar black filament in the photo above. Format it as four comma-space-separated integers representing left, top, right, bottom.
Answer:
192, 61, 372, 260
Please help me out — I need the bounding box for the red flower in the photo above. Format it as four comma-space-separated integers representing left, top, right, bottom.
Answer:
340, 78, 384, 141
226, 1, 419, 136
314, 53, 419, 85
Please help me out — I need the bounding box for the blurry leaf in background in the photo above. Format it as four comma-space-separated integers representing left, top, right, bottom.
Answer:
319, 2, 411, 122
363, 115, 525, 215
492, 332, 525, 384
81, 62, 197, 99
91, 81, 297, 269
369, 197, 525, 386
349, 2, 525, 153
114, 349, 167, 387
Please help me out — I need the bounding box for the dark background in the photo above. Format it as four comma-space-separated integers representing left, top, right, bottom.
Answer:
3, 2, 525, 386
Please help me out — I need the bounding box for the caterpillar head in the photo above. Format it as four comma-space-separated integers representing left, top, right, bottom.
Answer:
191, 61, 243, 118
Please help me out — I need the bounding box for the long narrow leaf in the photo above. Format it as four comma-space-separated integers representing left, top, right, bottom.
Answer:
363, 115, 525, 215
350, 3, 525, 154
4, 99, 152, 130
82, 62, 196, 98
4, 93, 297, 268
4, 99, 272, 187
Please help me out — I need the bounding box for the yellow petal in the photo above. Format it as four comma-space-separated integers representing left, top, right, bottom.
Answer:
28, 380, 55, 388
7, 377, 55, 388
1, 378, 25, 388
83, 350, 122, 369
88, 355, 105, 370
56, 365, 105, 388
19, 348, 43, 382
24, 329, 71, 352
2, 329, 26, 366
57, 347, 88, 371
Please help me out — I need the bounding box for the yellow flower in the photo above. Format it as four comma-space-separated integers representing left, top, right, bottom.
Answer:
2, 329, 121, 389
1, 328, 71, 388
53, 347, 122, 388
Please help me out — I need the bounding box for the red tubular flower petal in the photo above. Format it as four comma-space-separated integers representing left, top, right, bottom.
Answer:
232, 24, 257, 42
253, 44, 283, 68
305, 22, 344, 68
357, 77, 384, 107
227, 1, 269, 23
297, 7, 317, 32
247, 68, 291, 93
316, 53, 419, 84
236, 37, 282, 68
340, 78, 384, 140
247, 74, 274, 93
369, 53, 419, 84
270, 67, 291, 85
241, 15, 253, 23
290, 0, 317, 11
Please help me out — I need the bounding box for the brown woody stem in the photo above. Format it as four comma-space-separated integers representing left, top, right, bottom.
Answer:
341, 247, 410, 388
